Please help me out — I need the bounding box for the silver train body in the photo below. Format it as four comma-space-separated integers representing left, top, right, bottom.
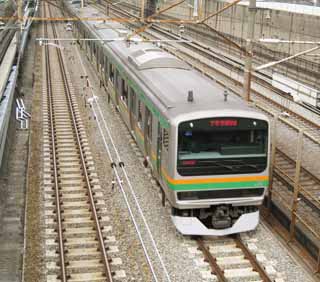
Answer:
67, 3, 271, 236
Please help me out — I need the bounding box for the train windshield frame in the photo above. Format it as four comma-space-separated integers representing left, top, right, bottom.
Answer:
177, 117, 268, 176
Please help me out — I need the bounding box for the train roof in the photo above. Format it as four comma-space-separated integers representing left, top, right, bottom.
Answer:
72, 5, 267, 122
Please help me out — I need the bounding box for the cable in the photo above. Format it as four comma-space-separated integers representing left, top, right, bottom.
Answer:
91, 104, 159, 282
72, 32, 171, 281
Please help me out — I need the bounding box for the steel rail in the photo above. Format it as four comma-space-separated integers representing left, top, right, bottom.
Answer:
0, 16, 16, 64
196, 238, 228, 282
43, 3, 67, 281
274, 149, 320, 214
69, 27, 170, 280
233, 235, 272, 282
47, 5, 114, 281
197, 236, 273, 282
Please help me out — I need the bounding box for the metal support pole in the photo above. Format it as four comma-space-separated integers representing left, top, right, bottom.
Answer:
317, 249, 320, 273
81, 0, 84, 8
18, 0, 22, 25
243, 0, 256, 102
267, 114, 278, 214
198, 0, 203, 19
17, 0, 23, 52
106, 3, 110, 16
141, 0, 145, 21
289, 130, 304, 241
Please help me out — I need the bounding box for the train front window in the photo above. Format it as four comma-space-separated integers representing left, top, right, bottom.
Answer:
177, 117, 268, 176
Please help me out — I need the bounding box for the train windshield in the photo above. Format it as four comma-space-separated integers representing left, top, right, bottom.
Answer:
177, 117, 268, 176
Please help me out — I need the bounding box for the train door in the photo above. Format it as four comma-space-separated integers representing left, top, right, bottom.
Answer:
97, 46, 101, 73
93, 43, 97, 66
159, 128, 169, 179
144, 107, 152, 159
129, 88, 136, 131
115, 69, 120, 107
156, 123, 162, 176
104, 56, 108, 85
136, 99, 145, 152
89, 40, 93, 61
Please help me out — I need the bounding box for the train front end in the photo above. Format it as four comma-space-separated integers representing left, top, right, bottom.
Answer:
168, 111, 270, 236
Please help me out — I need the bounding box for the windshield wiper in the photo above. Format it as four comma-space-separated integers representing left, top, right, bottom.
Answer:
199, 160, 235, 171
223, 159, 262, 170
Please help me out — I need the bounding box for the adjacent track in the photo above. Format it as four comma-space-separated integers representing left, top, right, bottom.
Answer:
196, 236, 273, 282
0, 18, 16, 64
42, 3, 113, 281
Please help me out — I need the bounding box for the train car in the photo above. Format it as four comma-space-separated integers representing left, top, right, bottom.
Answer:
68, 4, 270, 236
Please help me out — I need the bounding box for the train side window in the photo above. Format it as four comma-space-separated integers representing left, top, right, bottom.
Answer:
99, 48, 102, 63
115, 69, 120, 90
130, 88, 136, 117
101, 53, 104, 72
109, 63, 114, 84
163, 129, 169, 152
93, 42, 97, 58
146, 110, 152, 138
137, 100, 143, 128
104, 56, 108, 82
121, 78, 128, 106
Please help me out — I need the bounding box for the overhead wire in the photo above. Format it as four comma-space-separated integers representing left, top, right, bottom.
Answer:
73, 31, 172, 282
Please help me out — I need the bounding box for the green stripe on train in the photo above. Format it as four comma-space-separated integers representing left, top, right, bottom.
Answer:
164, 180, 269, 191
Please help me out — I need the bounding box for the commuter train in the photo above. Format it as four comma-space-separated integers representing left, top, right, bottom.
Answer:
67, 4, 270, 236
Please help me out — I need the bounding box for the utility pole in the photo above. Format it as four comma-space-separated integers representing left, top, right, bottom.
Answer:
198, 0, 202, 19
106, 2, 110, 16
81, 0, 84, 9
141, 0, 145, 21
243, 0, 256, 102
17, 0, 23, 51
18, 0, 22, 28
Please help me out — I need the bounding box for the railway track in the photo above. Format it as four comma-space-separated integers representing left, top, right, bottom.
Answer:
0, 19, 16, 64
273, 149, 320, 235
195, 236, 273, 282
42, 3, 117, 281
275, 149, 320, 212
